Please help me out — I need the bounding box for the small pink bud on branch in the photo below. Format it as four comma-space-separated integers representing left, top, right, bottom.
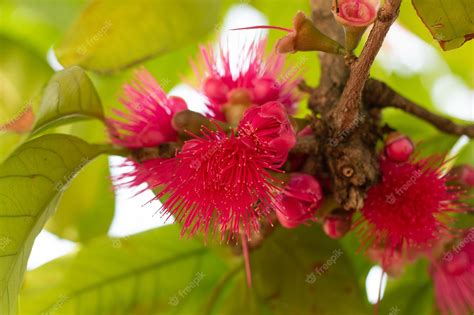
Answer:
332, 0, 380, 51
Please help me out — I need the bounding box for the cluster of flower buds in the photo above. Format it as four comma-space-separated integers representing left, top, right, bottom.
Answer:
107, 39, 330, 240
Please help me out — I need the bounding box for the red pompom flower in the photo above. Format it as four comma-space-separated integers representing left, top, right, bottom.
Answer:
431, 229, 474, 315
192, 39, 302, 121
126, 102, 296, 239
107, 69, 187, 148
355, 156, 461, 259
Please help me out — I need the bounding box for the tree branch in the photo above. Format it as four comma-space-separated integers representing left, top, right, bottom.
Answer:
330, 0, 402, 131
365, 79, 474, 138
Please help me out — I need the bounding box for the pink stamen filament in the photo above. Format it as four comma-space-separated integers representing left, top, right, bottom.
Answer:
240, 231, 253, 288
231, 25, 293, 33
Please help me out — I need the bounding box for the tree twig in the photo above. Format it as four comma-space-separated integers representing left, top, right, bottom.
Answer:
330, 0, 402, 131
364, 79, 474, 138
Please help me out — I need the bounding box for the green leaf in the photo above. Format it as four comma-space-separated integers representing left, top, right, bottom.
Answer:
0, 134, 106, 315
20, 225, 228, 315
0, 35, 52, 161
456, 140, 474, 166
397, 1, 474, 88
45, 155, 114, 243
0, 36, 51, 124
33, 66, 104, 134
412, 0, 474, 50
20, 225, 370, 314
55, 0, 221, 73
207, 226, 371, 315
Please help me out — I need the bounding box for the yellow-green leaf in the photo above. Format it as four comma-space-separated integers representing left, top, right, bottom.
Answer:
412, 0, 474, 50
55, 0, 221, 73
33, 66, 104, 133
0, 134, 106, 315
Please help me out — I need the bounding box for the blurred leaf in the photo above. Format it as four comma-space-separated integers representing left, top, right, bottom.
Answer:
33, 66, 104, 133
0, 35, 52, 160
379, 260, 434, 315
209, 226, 371, 315
398, 1, 474, 87
21, 224, 370, 314
382, 108, 439, 143
0, 134, 106, 315
0, 36, 51, 122
416, 133, 459, 157
55, 0, 221, 73
45, 152, 114, 242
0, 0, 85, 54
20, 225, 229, 315
412, 0, 474, 51
456, 140, 474, 166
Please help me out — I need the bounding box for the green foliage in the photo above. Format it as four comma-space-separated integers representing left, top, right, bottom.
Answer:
0, 134, 107, 315
55, 0, 221, 73
20, 225, 370, 315
412, 0, 474, 50
33, 66, 104, 133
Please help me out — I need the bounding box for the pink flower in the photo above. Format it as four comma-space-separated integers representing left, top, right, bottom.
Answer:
356, 155, 461, 259
124, 102, 296, 238
275, 173, 324, 228
192, 39, 302, 120
431, 229, 474, 315
107, 69, 187, 148
333, 0, 379, 28
238, 102, 296, 167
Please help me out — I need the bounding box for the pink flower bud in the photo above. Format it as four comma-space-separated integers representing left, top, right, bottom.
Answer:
323, 209, 353, 239
384, 132, 414, 162
203, 77, 229, 103
332, 0, 380, 50
276, 173, 324, 228
333, 0, 379, 28
239, 102, 296, 166
168, 96, 188, 112
252, 78, 280, 104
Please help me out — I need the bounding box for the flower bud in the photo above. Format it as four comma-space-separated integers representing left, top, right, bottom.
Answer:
252, 78, 280, 104
332, 0, 379, 51
323, 208, 353, 239
384, 132, 414, 162
276, 173, 324, 228
277, 11, 346, 55
203, 77, 229, 103
168, 96, 188, 112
